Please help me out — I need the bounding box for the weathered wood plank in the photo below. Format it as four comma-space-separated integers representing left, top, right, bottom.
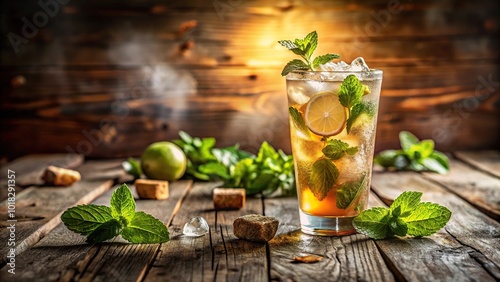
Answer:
0, 159, 124, 265
3, 36, 498, 67
3, 64, 498, 98
422, 159, 500, 220
371, 171, 500, 281
0, 180, 192, 281
0, 154, 83, 186
455, 151, 500, 178
0, 154, 83, 201
2, 2, 499, 66
265, 192, 395, 282
145, 183, 268, 282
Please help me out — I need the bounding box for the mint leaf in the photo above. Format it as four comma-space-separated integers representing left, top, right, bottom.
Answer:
86, 219, 122, 243
374, 150, 401, 168
62, 184, 171, 244
123, 158, 142, 179
110, 184, 136, 221
61, 205, 114, 236
178, 130, 193, 144
346, 103, 365, 134
403, 202, 451, 236
394, 155, 411, 169
399, 131, 420, 152
281, 59, 309, 76
354, 190, 451, 239
338, 74, 363, 109
346, 101, 375, 133
121, 212, 170, 243
289, 107, 310, 136
390, 191, 422, 218
198, 162, 230, 179
422, 158, 448, 174
322, 139, 358, 160
352, 207, 391, 239
302, 30, 318, 59
248, 171, 274, 195
279, 31, 340, 74
389, 217, 408, 237
309, 158, 339, 201
407, 140, 434, 161
336, 173, 367, 209
424, 151, 449, 174
256, 141, 277, 163
277, 40, 299, 51
312, 53, 340, 68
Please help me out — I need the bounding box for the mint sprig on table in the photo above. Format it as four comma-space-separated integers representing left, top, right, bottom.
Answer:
278, 31, 340, 75
173, 131, 295, 196
374, 131, 450, 174
353, 191, 451, 239
172, 131, 252, 181
61, 184, 169, 244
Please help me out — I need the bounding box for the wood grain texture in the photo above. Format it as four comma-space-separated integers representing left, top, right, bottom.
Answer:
422, 158, 500, 220
265, 193, 395, 282
455, 150, 500, 178
371, 171, 500, 281
0, 180, 192, 281
0, 159, 126, 265
145, 182, 268, 282
1, 0, 499, 158
0, 154, 83, 201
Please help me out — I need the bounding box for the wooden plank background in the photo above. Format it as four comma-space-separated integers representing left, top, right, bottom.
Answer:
1, 0, 499, 159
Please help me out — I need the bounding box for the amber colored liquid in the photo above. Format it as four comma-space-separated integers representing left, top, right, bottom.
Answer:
287, 78, 381, 218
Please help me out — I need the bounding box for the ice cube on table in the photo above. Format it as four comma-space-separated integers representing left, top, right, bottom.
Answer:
182, 216, 209, 237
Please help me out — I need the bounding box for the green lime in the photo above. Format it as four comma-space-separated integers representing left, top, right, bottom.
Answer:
141, 142, 187, 181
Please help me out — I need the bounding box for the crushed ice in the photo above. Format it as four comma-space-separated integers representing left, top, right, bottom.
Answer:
315, 57, 370, 72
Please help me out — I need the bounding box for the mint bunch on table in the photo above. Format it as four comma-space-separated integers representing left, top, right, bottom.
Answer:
375, 131, 450, 174
172, 131, 252, 181
61, 184, 169, 244
173, 131, 296, 196
278, 30, 340, 75
353, 191, 451, 239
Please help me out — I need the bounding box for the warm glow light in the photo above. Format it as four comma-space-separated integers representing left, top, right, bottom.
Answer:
247, 59, 283, 68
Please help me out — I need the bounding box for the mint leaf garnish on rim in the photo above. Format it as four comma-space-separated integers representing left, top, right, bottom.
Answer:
278, 31, 340, 76
353, 191, 451, 239
61, 184, 170, 244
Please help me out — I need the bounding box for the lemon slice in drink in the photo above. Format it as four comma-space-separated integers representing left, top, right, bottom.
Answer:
304, 92, 347, 137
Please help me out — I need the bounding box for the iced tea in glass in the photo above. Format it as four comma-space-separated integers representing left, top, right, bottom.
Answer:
286, 62, 383, 235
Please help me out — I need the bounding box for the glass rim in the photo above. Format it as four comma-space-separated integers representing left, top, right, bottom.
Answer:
289, 69, 383, 75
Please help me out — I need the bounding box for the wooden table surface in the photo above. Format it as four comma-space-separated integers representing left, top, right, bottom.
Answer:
0, 151, 499, 281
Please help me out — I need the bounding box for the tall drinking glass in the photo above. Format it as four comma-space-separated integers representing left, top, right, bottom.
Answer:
286, 68, 383, 236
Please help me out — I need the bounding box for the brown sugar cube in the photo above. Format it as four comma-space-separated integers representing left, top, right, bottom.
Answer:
213, 188, 246, 210
41, 166, 81, 186
134, 179, 169, 200
233, 214, 279, 242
